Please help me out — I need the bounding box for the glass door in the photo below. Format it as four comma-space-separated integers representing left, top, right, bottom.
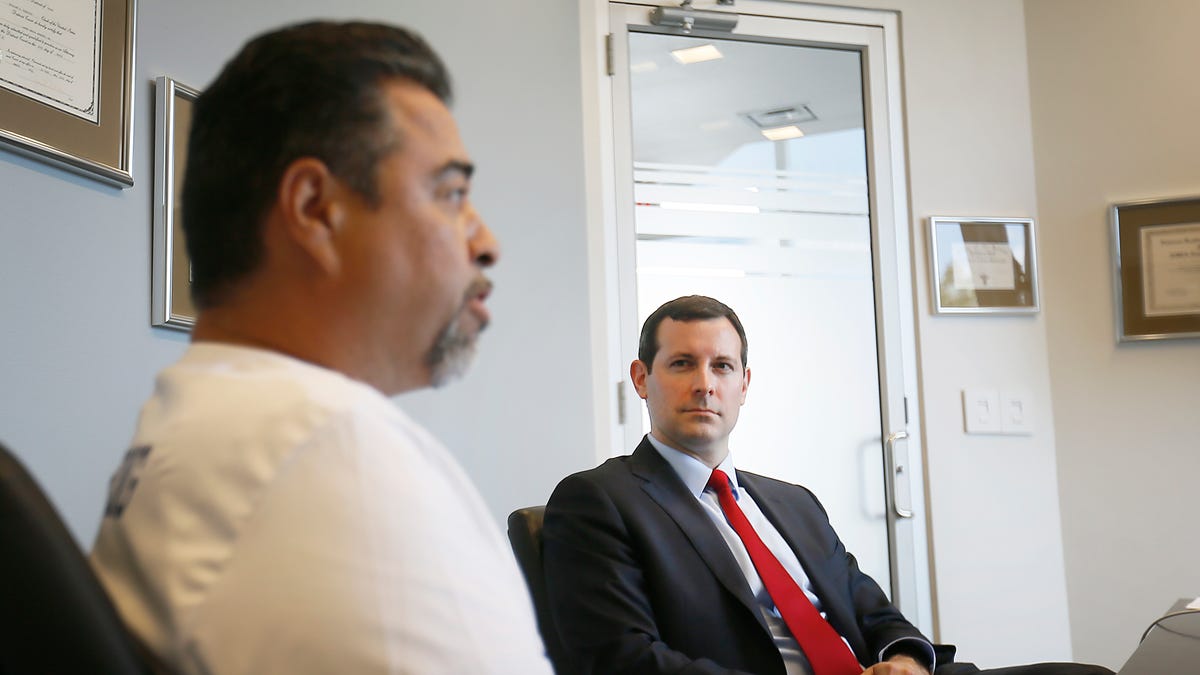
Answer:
605, 1, 930, 630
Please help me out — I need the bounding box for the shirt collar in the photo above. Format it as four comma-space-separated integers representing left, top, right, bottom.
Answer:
645, 434, 739, 500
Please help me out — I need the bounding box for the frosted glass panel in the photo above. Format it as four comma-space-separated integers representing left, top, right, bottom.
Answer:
629, 30, 889, 591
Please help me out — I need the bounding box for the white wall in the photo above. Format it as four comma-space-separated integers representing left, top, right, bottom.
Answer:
794, 0, 1073, 667
0, 0, 594, 543
1024, 0, 1200, 669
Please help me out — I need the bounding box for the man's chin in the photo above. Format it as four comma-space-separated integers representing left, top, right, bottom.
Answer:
427, 322, 481, 388
679, 419, 721, 436
426, 292, 488, 388
672, 425, 722, 444
428, 339, 477, 388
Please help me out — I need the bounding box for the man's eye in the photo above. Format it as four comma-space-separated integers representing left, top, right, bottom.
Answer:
439, 184, 469, 205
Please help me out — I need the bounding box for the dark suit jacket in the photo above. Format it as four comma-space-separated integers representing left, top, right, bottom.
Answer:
542, 437, 956, 675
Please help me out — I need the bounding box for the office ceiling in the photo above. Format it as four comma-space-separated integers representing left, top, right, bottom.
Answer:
628, 30, 866, 166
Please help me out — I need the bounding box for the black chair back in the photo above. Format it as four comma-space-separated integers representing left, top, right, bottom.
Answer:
507, 505, 572, 674
0, 441, 165, 674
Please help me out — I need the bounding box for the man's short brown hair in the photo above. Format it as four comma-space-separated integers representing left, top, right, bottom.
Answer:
638, 296, 748, 372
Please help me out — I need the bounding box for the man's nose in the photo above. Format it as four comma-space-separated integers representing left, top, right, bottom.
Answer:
692, 368, 715, 395
467, 205, 499, 267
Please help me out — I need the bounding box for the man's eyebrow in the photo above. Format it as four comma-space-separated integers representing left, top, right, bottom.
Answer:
670, 351, 738, 364
435, 159, 475, 180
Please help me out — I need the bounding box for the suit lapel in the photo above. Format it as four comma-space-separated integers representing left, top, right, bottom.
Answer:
628, 440, 768, 633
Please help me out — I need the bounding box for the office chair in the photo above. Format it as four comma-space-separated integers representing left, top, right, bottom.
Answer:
0, 441, 168, 674
507, 505, 572, 674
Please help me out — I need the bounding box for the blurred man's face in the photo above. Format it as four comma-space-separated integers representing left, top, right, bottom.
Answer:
337, 79, 499, 394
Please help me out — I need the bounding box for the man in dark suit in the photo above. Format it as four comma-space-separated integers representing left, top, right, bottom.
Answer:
542, 295, 1111, 675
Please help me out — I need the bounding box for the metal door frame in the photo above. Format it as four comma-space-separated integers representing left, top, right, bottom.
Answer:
579, 0, 933, 635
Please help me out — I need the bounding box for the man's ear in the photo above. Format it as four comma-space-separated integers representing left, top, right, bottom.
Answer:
740, 366, 751, 405
630, 360, 650, 400
275, 157, 347, 276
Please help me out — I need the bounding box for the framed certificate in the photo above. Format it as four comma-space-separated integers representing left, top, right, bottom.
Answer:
928, 216, 1040, 314
1111, 196, 1200, 342
0, 0, 137, 187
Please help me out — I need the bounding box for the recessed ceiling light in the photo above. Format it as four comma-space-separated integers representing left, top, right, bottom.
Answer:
630, 60, 659, 74
670, 44, 723, 65
760, 125, 805, 141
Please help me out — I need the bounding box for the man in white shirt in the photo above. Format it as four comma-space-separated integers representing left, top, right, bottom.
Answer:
91, 21, 552, 675
542, 295, 1111, 675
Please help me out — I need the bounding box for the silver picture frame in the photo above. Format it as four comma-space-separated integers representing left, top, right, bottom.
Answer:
0, 0, 138, 187
928, 216, 1040, 315
1110, 196, 1200, 342
151, 76, 199, 331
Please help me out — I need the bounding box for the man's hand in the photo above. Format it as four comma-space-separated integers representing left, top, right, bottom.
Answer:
861, 653, 932, 675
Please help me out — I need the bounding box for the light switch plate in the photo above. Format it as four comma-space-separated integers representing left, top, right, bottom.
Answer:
962, 388, 1002, 434
999, 390, 1034, 435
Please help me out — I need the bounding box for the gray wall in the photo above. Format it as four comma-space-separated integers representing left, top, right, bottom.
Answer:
0, 0, 594, 543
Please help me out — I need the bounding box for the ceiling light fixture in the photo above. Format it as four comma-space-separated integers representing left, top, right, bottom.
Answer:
741, 104, 818, 139
760, 125, 805, 141
670, 44, 723, 65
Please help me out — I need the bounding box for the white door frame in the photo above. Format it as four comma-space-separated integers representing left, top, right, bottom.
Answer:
578, 0, 934, 636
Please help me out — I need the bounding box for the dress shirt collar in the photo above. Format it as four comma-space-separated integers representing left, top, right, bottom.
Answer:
645, 434, 739, 500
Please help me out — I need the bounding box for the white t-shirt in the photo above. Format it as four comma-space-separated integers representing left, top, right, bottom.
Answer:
91, 343, 552, 675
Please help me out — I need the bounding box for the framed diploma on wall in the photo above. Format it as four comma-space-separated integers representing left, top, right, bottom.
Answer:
927, 216, 1040, 315
1111, 196, 1200, 342
0, 0, 137, 187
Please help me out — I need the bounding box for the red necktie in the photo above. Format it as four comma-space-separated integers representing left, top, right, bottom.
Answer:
707, 469, 862, 675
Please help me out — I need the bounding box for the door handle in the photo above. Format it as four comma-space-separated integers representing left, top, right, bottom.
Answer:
884, 430, 913, 519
